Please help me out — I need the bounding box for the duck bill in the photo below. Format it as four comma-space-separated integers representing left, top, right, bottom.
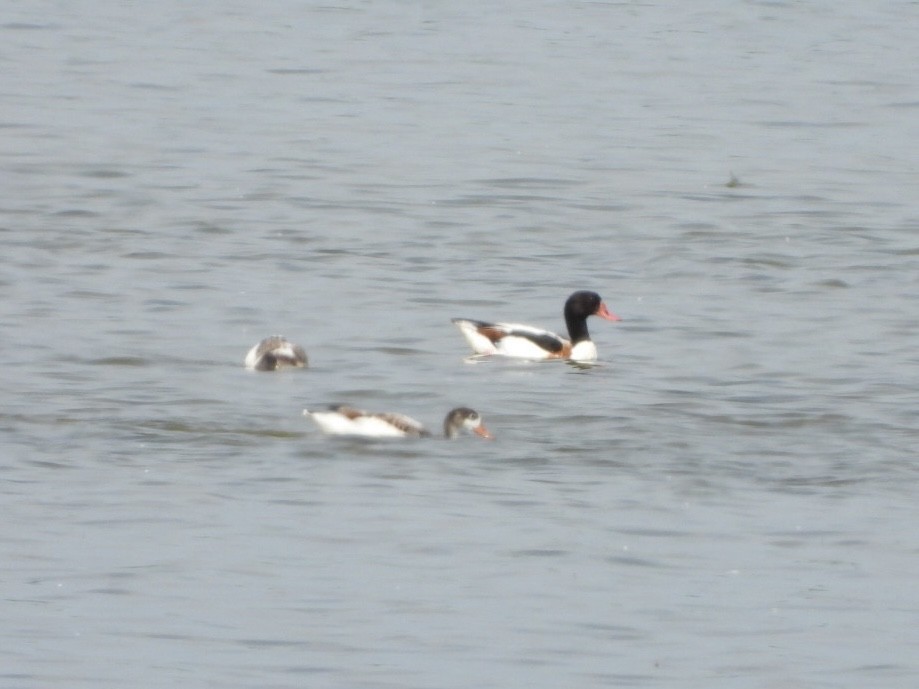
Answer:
596, 302, 621, 322
474, 424, 494, 440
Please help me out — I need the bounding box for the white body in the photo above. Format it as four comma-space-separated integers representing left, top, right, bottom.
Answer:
304, 409, 424, 438
452, 320, 567, 360
569, 340, 598, 362
453, 320, 601, 361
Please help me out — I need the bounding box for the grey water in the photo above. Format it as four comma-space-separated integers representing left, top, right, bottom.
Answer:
2, 1, 918, 687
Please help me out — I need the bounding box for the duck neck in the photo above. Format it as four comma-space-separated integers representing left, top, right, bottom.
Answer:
564, 310, 591, 344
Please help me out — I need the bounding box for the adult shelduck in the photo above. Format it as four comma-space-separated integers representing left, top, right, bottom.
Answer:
244, 336, 308, 371
303, 405, 493, 439
451, 290, 620, 362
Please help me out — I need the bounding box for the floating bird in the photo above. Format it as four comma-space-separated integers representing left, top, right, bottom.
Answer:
452, 290, 620, 362
303, 405, 493, 439
244, 336, 307, 371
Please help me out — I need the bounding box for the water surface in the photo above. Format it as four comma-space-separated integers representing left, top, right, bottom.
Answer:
2, 2, 919, 688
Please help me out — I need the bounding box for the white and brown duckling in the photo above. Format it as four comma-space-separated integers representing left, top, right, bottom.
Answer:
303, 405, 493, 440
452, 290, 620, 362
244, 336, 308, 371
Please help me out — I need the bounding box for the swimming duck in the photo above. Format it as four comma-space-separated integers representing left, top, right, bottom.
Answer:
244, 336, 308, 371
303, 405, 493, 439
451, 290, 620, 362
